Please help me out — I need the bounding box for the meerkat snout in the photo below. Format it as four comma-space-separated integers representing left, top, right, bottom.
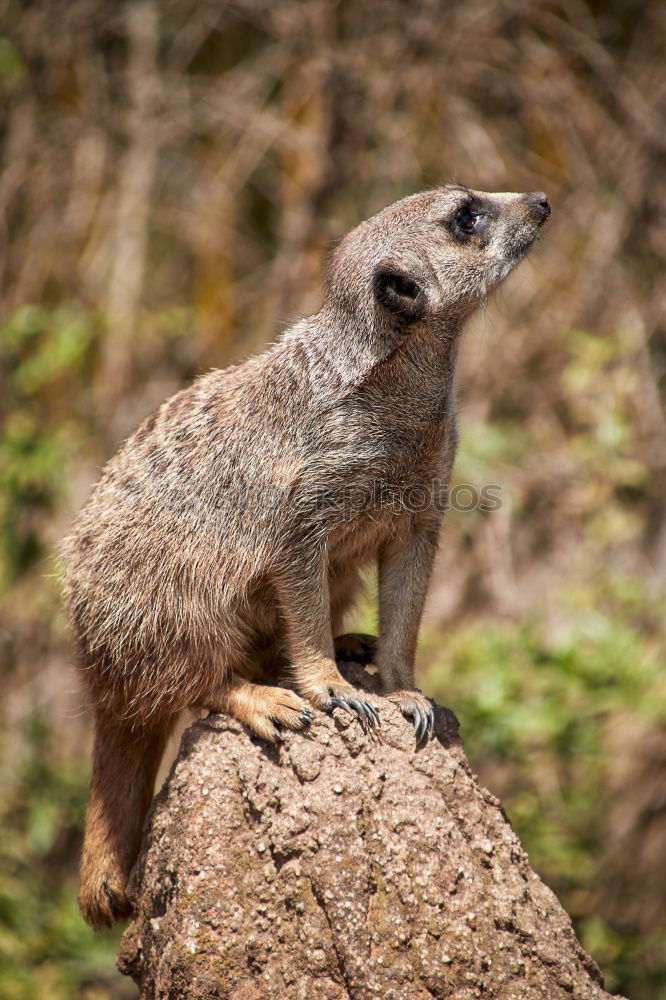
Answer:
524, 191, 551, 223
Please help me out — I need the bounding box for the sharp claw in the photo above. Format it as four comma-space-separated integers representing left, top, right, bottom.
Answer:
348, 696, 365, 718
395, 697, 435, 742
355, 709, 369, 732
329, 694, 381, 731
366, 703, 381, 727
358, 700, 377, 732
330, 696, 355, 716
360, 699, 380, 730
353, 698, 374, 729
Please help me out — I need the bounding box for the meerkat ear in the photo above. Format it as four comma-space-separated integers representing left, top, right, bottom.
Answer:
372, 265, 427, 323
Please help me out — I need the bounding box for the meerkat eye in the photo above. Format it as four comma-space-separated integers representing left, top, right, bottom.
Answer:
456, 210, 478, 233
448, 205, 489, 242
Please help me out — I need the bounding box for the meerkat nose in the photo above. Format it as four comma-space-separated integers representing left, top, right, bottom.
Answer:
526, 191, 551, 223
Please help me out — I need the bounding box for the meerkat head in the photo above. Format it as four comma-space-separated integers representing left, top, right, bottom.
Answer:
326, 184, 550, 333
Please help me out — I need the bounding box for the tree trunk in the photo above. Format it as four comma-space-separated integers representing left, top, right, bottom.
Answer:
117, 664, 624, 1000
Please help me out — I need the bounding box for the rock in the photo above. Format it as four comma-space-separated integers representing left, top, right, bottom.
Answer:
117, 664, 624, 999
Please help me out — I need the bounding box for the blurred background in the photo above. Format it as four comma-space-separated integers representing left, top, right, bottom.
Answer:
0, 0, 664, 997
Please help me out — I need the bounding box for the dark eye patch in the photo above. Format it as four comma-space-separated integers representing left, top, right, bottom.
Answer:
445, 200, 489, 242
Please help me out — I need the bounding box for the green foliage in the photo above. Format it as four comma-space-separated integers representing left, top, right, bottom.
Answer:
0, 36, 26, 91
0, 306, 98, 590
418, 584, 666, 999
0, 717, 130, 1000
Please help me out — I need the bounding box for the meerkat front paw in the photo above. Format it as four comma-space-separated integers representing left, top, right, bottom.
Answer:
207, 682, 314, 743
388, 689, 435, 742
305, 681, 380, 732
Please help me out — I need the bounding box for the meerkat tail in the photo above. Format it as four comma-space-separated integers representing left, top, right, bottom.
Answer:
78, 708, 174, 930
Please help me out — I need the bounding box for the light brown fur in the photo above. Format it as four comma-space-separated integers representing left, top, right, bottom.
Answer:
61, 184, 549, 928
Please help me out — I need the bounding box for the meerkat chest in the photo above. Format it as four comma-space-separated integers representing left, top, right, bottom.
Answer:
314, 423, 451, 559
334, 410, 451, 485
296, 390, 456, 551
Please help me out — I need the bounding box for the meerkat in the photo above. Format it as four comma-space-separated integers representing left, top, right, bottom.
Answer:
61, 184, 550, 929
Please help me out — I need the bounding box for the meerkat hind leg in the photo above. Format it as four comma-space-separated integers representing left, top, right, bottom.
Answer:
203, 677, 314, 742
334, 633, 378, 666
